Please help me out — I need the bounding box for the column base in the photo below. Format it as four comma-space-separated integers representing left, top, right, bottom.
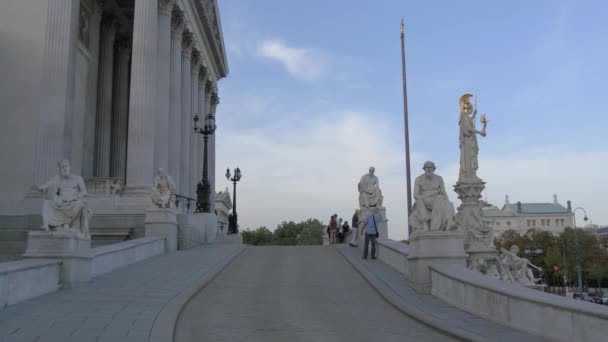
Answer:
408, 230, 467, 293
22, 230, 93, 288
145, 208, 178, 252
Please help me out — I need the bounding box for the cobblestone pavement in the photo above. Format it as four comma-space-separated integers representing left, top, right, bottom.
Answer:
0, 244, 242, 342
175, 246, 456, 342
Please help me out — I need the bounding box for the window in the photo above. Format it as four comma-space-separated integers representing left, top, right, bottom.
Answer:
496, 222, 501, 226
527, 220, 531, 227
556, 219, 559, 226
541, 219, 545, 227
507, 221, 511, 226
560, 219, 565, 226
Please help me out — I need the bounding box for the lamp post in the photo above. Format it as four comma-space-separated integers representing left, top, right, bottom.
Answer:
193, 113, 216, 213
226, 167, 242, 234
572, 206, 588, 294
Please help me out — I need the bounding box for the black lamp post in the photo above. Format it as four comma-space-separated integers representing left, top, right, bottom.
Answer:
193, 113, 216, 213
226, 167, 242, 234
572, 206, 588, 294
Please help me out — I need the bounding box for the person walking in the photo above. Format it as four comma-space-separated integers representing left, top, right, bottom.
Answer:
362, 208, 381, 259
329, 214, 338, 244
349, 209, 360, 247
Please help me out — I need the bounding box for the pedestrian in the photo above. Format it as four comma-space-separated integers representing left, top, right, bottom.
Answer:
341, 221, 350, 244
349, 209, 360, 247
329, 214, 338, 244
362, 208, 381, 259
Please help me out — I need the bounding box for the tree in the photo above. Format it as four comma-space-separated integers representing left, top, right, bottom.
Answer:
241, 226, 274, 246
241, 218, 325, 246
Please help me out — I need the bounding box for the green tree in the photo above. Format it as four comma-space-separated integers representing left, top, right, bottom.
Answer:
241, 226, 274, 246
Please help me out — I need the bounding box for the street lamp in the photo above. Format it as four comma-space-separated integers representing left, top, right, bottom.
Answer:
193, 113, 216, 213
226, 167, 242, 234
572, 206, 589, 295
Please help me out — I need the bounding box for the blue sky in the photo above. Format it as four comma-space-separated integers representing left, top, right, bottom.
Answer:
214, 0, 608, 240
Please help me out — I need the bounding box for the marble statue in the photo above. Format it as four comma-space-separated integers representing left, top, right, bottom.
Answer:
151, 168, 176, 208
358, 167, 383, 208
409, 161, 457, 234
495, 245, 541, 286
458, 94, 487, 182
37, 159, 92, 236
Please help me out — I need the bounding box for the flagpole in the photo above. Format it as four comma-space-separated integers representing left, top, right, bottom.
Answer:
400, 18, 413, 236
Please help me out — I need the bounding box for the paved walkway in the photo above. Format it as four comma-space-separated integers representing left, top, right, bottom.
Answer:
0, 244, 243, 342
336, 244, 547, 342
174, 246, 456, 342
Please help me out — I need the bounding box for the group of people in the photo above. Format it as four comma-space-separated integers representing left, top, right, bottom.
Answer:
327, 207, 382, 260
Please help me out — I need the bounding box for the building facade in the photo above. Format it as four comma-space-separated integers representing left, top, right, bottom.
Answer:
482, 195, 575, 236
0, 0, 228, 252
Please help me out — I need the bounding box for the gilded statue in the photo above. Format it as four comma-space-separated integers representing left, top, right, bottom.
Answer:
458, 94, 488, 182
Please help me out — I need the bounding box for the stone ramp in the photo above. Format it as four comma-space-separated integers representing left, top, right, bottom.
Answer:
336, 244, 548, 342
175, 246, 456, 342
0, 244, 244, 342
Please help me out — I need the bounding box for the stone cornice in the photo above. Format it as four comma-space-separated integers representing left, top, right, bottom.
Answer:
193, 0, 228, 78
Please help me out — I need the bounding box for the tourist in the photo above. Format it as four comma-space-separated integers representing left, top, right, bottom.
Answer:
349, 209, 360, 247
362, 208, 381, 259
341, 221, 350, 244
329, 214, 338, 244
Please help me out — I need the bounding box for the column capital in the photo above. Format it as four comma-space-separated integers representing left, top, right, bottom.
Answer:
211, 92, 220, 106
198, 65, 208, 85
182, 32, 194, 57
158, 0, 175, 16
191, 50, 201, 73
205, 80, 214, 94
92, 0, 105, 16
171, 8, 184, 37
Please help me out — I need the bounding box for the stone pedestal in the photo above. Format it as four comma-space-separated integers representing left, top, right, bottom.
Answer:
407, 231, 468, 293
22, 230, 93, 288
194, 212, 218, 243
145, 208, 178, 252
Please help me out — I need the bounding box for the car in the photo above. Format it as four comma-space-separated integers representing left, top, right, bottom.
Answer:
592, 296, 603, 304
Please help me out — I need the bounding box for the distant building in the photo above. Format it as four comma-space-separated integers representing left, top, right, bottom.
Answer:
481, 194, 574, 236
596, 227, 608, 239
215, 187, 232, 236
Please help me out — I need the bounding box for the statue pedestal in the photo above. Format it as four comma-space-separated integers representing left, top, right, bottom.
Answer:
408, 231, 467, 293
145, 208, 178, 252
22, 230, 93, 288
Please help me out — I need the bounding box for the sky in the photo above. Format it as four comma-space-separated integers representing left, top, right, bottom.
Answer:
213, 0, 608, 240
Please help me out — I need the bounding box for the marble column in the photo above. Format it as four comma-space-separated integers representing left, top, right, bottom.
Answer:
209, 90, 219, 206
168, 9, 184, 189
83, 1, 103, 178
125, 0, 158, 195
154, 0, 174, 171
33, 0, 80, 185
110, 36, 131, 178
93, 15, 118, 177
197, 65, 208, 200
190, 51, 201, 199
180, 32, 193, 196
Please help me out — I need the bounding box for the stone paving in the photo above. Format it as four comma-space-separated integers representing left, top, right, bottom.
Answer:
0, 244, 243, 342
336, 244, 548, 342
175, 246, 457, 342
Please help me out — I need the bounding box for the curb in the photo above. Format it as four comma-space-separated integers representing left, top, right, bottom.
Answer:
335, 246, 492, 342
149, 245, 248, 342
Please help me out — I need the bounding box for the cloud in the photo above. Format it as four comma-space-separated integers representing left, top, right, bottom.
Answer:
256, 39, 326, 81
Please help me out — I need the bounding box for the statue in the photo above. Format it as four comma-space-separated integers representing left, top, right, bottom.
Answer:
37, 159, 92, 237
458, 94, 488, 182
495, 245, 542, 286
358, 167, 383, 208
409, 161, 457, 234
151, 168, 176, 208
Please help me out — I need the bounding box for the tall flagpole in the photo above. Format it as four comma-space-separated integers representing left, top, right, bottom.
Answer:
400, 18, 413, 236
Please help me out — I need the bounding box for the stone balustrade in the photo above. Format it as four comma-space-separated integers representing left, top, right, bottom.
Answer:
84, 177, 125, 196
92, 236, 165, 277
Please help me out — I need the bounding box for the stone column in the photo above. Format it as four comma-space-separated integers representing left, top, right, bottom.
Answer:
83, 1, 103, 178
197, 65, 208, 199
93, 15, 118, 177
33, 0, 80, 185
190, 51, 201, 199
180, 33, 193, 196
125, 0, 159, 196
168, 10, 184, 189
154, 0, 174, 171
209, 90, 219, 206
110, 36, 132, 178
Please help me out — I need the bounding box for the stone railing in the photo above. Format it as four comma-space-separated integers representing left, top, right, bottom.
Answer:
92, 236, 165, 277
430, 263, 608, 342
84, 177, 125, 197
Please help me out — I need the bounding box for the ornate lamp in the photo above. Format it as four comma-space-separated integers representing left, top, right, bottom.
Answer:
193, 113, 216, 213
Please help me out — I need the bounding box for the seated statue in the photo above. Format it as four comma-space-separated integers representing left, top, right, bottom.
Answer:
409, 161, 457, 233
358, 167, 383, 208
497, 245, 540, 285
151, 168, 176, 208
37, 159, 92, 237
